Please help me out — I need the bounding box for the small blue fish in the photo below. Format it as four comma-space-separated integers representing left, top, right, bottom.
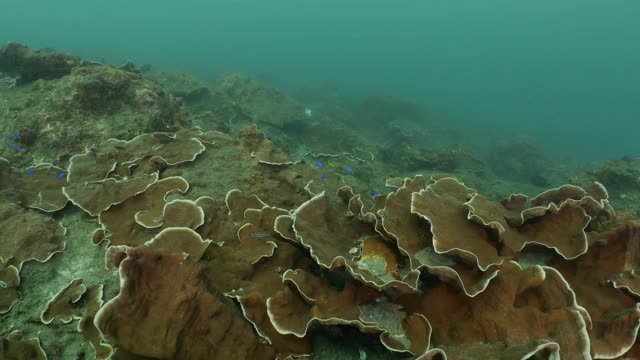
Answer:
15, 131, 19, 138
57, 172, 65, 180
25, 168, 35, 175
6, 143, 14, 150
321, 174, 327, 180
6, 134, 14, 140
346, 167, 353, 174
15, 146, 22, 152
315, 161, 324, 168
370, 191, 380, 196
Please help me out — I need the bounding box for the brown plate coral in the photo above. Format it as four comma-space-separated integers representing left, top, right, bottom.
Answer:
2, 123, 640, 359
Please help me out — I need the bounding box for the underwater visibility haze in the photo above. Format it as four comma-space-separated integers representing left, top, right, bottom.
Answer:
1, 1, 640, 359
2, 0, 639, 160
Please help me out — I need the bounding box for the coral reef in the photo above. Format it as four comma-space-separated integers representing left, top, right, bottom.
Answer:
7, 125, 638, 358
2, 43, 640, 360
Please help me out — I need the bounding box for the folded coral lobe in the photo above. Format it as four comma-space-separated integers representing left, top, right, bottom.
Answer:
94, 245, 276, 359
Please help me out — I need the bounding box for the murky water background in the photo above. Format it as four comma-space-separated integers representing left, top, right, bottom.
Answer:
1, 0, 638, 161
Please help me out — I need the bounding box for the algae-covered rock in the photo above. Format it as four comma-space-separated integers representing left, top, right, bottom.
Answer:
489, 139, 552, 187
210, 73, 306, 128
148, 71, 212, 105
0, 42, 86, 82
593, 157, 640, 191
0, 48, 190, 165
570, 157, 640, 216
151, 71, 307, 131
381, 144, 480, 172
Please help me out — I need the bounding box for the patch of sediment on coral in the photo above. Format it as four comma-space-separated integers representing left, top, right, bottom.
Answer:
147, 71, 212, 106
